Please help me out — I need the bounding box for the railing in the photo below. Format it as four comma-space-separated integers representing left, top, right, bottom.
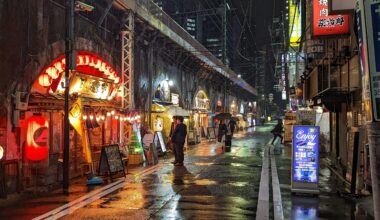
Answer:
135, 0, 224, 68
115, 0, 257, 95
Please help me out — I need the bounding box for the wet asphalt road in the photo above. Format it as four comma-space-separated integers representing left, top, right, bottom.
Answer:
62, 126, 273, 220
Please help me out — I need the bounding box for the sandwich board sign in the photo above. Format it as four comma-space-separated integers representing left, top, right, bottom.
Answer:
291, 126, 320, 194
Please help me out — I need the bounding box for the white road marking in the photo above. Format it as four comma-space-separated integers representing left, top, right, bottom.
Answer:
256, 140, 270, 220
271, 157, 284, 220
33, 163, 165, 220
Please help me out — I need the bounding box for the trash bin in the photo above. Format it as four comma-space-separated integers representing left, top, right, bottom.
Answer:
225, 135, 232, 152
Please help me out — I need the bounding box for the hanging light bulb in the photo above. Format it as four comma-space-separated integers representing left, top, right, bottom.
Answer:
89, 115, 94, 120
101, 115, 105, 120
96, 116, 100, 122
123, 117, 127, 121
115, 115, 119, 120
107, 112, 111, 117
83, 115, 88, 120
111, 110, 115, 115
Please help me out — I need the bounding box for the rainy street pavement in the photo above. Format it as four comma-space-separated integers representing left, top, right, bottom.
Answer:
61, 126, 273, 220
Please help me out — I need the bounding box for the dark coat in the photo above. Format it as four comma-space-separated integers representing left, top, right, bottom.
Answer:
218, 123, 228, 138
172, 123, 187, 144
271, 123, 283, 134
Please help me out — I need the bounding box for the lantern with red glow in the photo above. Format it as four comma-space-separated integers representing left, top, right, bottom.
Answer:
38, 74, 53, 88
0, 145, 4, 161
25, 116, 49, 161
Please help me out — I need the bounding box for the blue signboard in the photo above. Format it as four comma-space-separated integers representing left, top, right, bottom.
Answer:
371, 2, 380, 72
292, 126, 319, 183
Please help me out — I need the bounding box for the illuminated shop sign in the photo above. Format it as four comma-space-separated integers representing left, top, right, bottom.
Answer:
195, 90, 210, 110
292, 126, 319, 183
289, 0, 302, 47
312, 0, 350, 37
34, 52, 120, 100
26, 116, 49, 161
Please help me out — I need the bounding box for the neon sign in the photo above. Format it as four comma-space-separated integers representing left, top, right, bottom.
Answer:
25, 116, 49, 161
35, 52, 120, 99
312, 0, 350, 37
292, 126, 319, 183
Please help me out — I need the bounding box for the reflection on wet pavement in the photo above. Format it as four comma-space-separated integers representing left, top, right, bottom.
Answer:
63, 127, 272, 220
276, 143, 374, 220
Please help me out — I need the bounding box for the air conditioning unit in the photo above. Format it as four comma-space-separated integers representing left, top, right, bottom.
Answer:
15, 91, 29, 110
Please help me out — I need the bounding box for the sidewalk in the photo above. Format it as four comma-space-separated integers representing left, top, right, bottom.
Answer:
0, 156, 172, 220
273, 141, 374, 220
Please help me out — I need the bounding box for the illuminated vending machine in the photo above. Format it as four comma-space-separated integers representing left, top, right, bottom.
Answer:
291, 125, 320, 195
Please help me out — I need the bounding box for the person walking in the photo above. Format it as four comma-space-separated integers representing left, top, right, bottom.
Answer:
171, 116, 187, 166
169, 116, 178, 164
228, 119, 237, 136
271, 119, 284, 145
218, 120, 228, 142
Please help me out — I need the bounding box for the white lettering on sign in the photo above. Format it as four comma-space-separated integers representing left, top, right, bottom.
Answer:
295, 129, 317, 142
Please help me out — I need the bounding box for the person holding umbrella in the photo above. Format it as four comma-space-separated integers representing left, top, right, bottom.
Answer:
218, 120, 228, 143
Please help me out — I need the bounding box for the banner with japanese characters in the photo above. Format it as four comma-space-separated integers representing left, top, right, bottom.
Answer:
312, 0, 350, 37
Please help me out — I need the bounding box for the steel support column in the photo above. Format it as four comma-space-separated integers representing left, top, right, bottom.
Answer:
120, 11, 135, 144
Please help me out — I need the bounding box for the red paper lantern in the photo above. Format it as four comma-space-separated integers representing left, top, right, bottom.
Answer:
38, 73, 52, 87
25, 116, 49, 161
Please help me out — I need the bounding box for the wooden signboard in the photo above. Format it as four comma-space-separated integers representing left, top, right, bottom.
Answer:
98, 145, 126, 180
207, 127, 216, 140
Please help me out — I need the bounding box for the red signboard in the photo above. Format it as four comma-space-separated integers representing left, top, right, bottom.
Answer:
313, 0, 350, 37
25, 116, 49, 161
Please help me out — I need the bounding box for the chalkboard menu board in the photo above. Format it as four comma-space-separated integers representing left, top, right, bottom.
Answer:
207, 127, 216, 140
98, 145, 126, 180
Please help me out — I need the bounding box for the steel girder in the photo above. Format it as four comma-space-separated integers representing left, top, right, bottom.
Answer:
121, 11, 135, 110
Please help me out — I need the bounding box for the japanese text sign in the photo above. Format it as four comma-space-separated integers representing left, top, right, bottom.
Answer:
313, 0, 350, 37
292, 126, 319, 183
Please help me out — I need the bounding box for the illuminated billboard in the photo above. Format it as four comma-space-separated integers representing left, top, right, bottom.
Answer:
292, 126, 319, 184
289, 0, 302, 47
312, 0, 350, 37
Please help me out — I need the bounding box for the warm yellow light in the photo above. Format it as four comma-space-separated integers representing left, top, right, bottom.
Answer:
107, 112, 111, 117
115, 115, 119, 120
83, 115, 88, 120
111, 110, 115, 115
89, 115, 94, 120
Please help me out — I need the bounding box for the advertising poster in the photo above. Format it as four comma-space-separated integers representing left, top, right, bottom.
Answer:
292, 126, 320, 194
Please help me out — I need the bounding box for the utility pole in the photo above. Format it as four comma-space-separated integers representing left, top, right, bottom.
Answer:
63, 0, 75, 193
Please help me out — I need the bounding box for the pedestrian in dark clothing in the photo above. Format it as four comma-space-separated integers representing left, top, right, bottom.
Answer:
218, 120, 228, 142
171, 116, 187, 166
169, 116, 178, 164
228, 120, 237, 136
271, 119, 284, 144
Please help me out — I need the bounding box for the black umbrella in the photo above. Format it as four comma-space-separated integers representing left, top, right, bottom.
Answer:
214, 113, 232, 120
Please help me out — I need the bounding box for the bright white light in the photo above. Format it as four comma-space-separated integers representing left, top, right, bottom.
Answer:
0, 145, 4, 160
238, 74, 241, 78
168, 80, 174, 86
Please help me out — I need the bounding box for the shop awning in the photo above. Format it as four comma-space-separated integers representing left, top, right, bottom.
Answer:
166, 106, 189, 117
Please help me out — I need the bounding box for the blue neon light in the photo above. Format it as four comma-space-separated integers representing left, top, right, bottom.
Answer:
293, 126, 319, 183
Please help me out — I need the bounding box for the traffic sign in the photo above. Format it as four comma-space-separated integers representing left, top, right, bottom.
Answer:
361, 0, 380, 121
